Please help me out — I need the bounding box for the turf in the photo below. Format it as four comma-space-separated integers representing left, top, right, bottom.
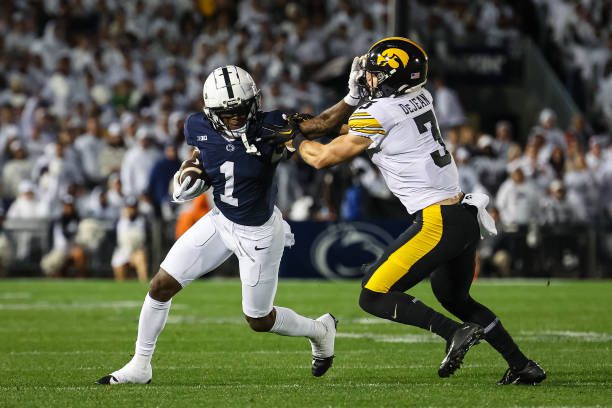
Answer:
0, 279, 610, 407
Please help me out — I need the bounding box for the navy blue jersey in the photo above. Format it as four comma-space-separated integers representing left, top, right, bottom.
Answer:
183, 110, 286, 226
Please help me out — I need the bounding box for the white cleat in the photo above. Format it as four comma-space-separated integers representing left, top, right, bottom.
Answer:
95, 360, 152, 385
309, 313, 338, 377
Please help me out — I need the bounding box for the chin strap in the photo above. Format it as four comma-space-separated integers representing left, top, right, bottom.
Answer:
229, 124, 261, 156
241, 132, 261, 156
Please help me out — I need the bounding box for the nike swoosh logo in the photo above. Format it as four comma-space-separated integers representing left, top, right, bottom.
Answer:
254, 246, 269, 251
392, 303, 398, 320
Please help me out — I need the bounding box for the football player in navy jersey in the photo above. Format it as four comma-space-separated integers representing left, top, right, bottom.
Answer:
96, 65, 337, 385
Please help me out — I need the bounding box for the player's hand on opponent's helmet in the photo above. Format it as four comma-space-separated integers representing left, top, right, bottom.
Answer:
171, 171, 208, 202
344, 55, 365, 106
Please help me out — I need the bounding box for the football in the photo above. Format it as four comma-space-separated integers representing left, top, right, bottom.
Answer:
178, 149, 211, 189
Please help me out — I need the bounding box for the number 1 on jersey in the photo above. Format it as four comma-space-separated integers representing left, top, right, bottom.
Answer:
220, 161, 238, 206
414, 110, 451, 168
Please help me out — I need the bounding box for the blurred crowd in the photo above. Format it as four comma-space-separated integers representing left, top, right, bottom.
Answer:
533, 0, 612, 131
0, 0, 610, 279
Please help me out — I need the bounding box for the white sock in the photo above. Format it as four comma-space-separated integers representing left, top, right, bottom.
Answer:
132, 293, 172, 367
270, 306, 325, 340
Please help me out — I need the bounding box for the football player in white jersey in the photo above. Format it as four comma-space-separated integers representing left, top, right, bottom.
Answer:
271, 37, 545, 385
96, 66, 337, 385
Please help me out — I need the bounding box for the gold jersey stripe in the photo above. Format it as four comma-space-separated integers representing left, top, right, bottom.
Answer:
351, 112, 372, 117
364, 205, 443, 293
348, 117, 382, 128
352, 128, 386, 135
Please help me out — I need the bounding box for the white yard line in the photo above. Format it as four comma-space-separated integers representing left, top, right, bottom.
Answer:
0, 301, 186, 311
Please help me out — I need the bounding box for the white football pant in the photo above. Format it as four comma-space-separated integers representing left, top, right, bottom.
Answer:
160, 207, 293, 318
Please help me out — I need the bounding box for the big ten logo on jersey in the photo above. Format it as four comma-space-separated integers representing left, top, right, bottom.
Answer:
196, 135, 208, 142
310, 223, 394, 279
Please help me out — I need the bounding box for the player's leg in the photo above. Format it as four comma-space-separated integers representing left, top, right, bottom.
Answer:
359, 206, 464, 342
430, 207, 545, 383
235, 212, 336, 377
97, 212, 232, 385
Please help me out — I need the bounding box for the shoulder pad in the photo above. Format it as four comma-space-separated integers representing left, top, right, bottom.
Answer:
184, 112, 216, 146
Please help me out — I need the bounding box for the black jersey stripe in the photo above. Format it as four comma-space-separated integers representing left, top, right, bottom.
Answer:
221, 67, 234, 99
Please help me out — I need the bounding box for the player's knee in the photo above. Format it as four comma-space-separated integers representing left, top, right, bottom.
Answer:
245, 312, 275, 332
359, 288, 384, 316
149, 269, 181, 302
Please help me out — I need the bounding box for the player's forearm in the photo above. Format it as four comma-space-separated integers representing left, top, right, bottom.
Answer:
298, 141, 338, 169
299, 100, 356, 139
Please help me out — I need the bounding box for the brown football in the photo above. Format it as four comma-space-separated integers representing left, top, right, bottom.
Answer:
178, 149, 210, 188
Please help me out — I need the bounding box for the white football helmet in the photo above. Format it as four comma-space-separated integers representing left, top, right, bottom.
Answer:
202, 65, 262, 154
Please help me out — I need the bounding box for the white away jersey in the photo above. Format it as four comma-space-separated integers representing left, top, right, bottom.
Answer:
348, 88, 460, 214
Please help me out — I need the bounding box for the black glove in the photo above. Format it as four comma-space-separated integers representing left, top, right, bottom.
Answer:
286, 112, 314, 126
260, 122, 297, 146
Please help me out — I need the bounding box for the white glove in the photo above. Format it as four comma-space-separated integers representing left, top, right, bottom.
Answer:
171, 171, 208, 203
343, 56, 364, 106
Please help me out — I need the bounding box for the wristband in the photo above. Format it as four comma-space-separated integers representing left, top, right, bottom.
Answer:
293, 133, 307, 153
343, 93, 360, 106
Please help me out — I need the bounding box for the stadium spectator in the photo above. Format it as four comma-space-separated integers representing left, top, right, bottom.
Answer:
0, 207, 13, 277
1, 139, 32, 201
495, 166, 540, 227
40, 195, 87, 278
120, 127, 162, 198
111, 197, 148, 282
454, 147, 489, 195
85, 187, 121, 223
532, 108, 566, 152
6, 181, 47, 220
564, 153, 599, 220
495, 165, 540, 274
472, 134, 507, 195
493, 120, 514, 158
565, 113, 593, 151
431, 74, 466, 133
146, 142, 181, 218
74, 115, 106, 186
99, 122, 127, 179
539, 179, 587, 225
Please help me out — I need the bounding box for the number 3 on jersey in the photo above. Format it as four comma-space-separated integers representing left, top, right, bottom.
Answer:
414, 110, 451, 168
220, 161, 238, 206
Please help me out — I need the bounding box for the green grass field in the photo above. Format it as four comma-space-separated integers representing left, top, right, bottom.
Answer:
0, 279, 611, 407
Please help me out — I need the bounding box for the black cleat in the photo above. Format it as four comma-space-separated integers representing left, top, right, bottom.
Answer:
95, 374, 151, 385
95, 375, 117, 385
310, 313, 338, 377
438, 322, 484, 378
497, 360, 546, 385
311, 355, 335, 378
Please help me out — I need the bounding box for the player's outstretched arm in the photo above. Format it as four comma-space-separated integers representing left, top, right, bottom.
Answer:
293, 133, 372, 169
298, 100, 357, 140
298, 56, 363, 139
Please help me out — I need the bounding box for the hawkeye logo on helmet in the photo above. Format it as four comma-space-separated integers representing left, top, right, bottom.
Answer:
376, 48, 409, 69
